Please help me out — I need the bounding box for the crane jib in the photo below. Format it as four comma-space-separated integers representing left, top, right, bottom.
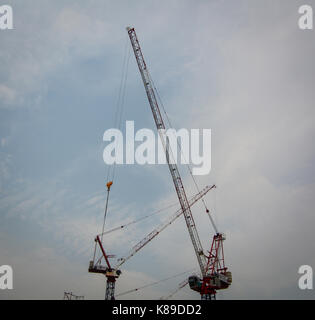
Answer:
127, 27, 207, 277
114, 184, 215, 270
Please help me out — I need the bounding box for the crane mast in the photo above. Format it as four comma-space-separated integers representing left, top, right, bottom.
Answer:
127, 27, 207, 277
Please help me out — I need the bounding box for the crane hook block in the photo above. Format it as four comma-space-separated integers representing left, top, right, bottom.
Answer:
106, 181, 113, 190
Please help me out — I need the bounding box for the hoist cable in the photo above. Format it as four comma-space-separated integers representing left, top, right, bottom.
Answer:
149, 74, 220, 234
148, 72, 209, 212
106, 34, 130, 184
100, 187, 111, 244
112, 43, 131, 182
102, 35, 130, 242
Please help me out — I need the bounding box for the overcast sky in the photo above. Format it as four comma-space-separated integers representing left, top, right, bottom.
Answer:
1, 0, 315, 300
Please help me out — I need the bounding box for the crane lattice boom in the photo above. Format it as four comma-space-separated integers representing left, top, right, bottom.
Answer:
127, 27, 208, 276
115, 184, 216, 269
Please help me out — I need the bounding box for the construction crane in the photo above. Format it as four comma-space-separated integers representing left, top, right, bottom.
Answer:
63, 292, 84, 300
89, 234, 121, 300
89, 184, 215, 299
88, 181, 121, 300
126, 27, 232, 300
